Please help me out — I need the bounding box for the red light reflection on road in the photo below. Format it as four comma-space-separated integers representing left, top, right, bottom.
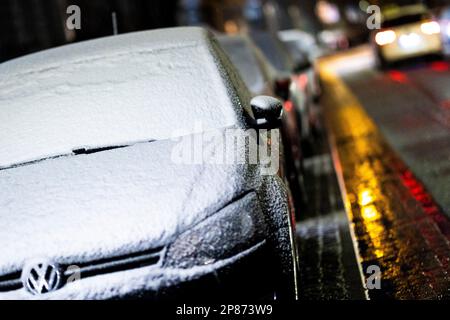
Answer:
430, 61, 449, 72
400, 168, 450, 238
441, 100, 450, 109
388, 70, 408, 83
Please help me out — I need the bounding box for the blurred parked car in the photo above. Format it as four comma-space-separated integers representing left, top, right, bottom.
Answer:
249, 30, 315, 141
218, 33, 306, 214
278, 29, 323, 102
278, 29, 325, 62
318, 29, 350, 51
218, 34, 276, 97
0, 27, 298, 300
372, 4, 443, 68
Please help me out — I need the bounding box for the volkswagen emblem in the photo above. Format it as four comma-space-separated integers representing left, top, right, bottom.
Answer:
21, 260, 63, 295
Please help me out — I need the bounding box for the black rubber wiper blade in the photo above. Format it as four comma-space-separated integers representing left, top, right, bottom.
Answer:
72, 145, 127, 155
0, 140, 155, 171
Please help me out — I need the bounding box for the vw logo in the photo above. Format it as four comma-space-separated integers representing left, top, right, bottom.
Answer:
21, 261, 63, 295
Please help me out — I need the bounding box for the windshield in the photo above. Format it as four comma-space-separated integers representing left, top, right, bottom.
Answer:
0, 34, 243, 169
382, 13, 429, 28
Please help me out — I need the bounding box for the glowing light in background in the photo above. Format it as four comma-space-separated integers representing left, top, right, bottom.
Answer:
283, 100, 293, 112
420, 21, 440, 35
224, 20, 238, 34
375, 30, 396, 46
358, 0, 370, 12
316, 1, 341, 25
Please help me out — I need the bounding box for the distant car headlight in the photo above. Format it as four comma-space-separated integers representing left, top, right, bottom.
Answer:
375, 30, 397, 46
163, 192, 268, 269
421, 21, 440, 35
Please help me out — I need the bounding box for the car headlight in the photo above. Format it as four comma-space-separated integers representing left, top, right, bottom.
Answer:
421, 21, 440, 35
375, 30, 396, 46
163, 191, 267, 269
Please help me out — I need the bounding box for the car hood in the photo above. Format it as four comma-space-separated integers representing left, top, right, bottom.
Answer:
0, 135, 260, 275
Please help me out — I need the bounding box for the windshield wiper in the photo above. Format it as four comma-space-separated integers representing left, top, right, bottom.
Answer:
0, 140, 155, 171
72, 145, 126, 155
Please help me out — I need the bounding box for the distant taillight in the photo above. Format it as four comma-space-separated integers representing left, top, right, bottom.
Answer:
420, 21, 440, 35
283, 100, 293, 112
375, 30, 396, 46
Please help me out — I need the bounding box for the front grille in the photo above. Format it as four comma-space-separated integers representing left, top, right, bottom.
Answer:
0, 246, 164, 293
0, 271, 22, 292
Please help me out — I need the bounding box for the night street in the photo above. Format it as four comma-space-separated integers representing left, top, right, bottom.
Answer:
299, 46, 450, 299
1, 0, 450, 306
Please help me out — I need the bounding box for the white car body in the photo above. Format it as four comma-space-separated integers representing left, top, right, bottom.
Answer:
0, 27, 297, 299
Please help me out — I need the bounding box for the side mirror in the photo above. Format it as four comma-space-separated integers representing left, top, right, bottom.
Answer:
250, 95, 283, 129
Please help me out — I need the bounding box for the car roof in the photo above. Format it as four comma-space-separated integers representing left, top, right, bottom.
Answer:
0, 27, 252, 169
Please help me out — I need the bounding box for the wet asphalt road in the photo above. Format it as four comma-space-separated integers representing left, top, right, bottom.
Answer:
313, 47, 450, 299
339, 49, 450, 218
296, 126, 366, 300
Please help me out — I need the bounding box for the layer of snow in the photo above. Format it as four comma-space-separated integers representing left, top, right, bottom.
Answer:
0, 241, 266, 300
0, 27, 250, 168
0, 137, 260, 275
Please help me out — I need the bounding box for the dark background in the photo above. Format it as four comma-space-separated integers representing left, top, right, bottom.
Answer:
1, 0, 449, 63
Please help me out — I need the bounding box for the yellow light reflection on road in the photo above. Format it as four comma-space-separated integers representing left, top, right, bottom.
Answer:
359, 190, 374, 206
361, 205, 378, 221
318, 48, 450, 299
318, 51, 408, 296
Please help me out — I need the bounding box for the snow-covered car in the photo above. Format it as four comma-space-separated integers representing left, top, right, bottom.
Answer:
0, 27, 299, 300
218, 34, 305, 213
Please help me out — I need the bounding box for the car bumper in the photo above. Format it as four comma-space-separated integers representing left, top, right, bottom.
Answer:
0, 240, 275, 300
379, 33, 442, 62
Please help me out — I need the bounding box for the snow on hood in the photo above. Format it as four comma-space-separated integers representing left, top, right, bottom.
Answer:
0, 136, 260, 275
0, 27, 251, 169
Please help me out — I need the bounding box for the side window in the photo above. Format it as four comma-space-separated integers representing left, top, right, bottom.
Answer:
210, 38, 255, 122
